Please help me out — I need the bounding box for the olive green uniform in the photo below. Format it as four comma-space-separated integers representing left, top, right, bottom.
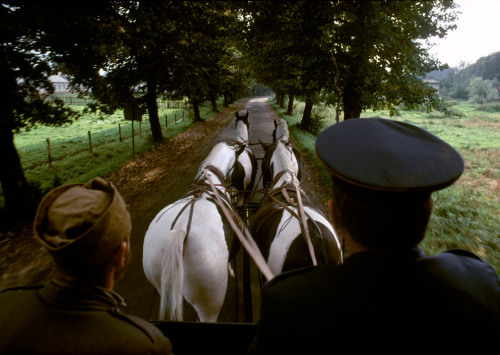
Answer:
0, 280, 173, 355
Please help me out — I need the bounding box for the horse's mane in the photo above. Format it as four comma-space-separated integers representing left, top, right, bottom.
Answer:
275, 119, 289, 142
195, 142, 233, 181
275, 141, 297, 184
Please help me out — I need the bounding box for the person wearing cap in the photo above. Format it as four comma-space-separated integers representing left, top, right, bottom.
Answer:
0, 177, 173, 354
249, 118, 500, 353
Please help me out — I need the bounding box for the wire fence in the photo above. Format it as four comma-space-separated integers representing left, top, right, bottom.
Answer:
47, 95, 190, 109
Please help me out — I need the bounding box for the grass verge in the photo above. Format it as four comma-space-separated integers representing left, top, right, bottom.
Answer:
270, 99, 500, 274
1, 98, 225, 209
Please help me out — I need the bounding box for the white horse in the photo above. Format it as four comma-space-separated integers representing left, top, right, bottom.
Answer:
261, 119, 303, 188
273, 118, 290, 142
251, 140, 342, 275
143, 142, 238, 322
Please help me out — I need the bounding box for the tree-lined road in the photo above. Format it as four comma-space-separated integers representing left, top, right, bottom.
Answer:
115, 97, 278, 322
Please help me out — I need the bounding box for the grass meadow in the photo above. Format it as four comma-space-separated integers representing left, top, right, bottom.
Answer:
1, 98, 224, 208
271, 99, 500, 274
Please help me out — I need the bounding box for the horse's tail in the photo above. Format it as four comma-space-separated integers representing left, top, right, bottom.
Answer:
159, 229, 187, 321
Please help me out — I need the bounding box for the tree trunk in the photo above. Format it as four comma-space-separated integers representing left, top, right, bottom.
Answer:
279, 93, 285, 109
342, 83, 363, 120
224, 92, 229, 107
146, 75, 164, 143
287, 94, 294, 115
0, 126, 35, 218
300, 97, 314, 131
192, 101, 201, 122
210, 95, 219, 112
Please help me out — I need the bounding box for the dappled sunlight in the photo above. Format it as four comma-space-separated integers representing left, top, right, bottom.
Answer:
249, 97, 272, 103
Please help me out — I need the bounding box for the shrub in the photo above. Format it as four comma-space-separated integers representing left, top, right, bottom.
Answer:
474, 102, 500, 112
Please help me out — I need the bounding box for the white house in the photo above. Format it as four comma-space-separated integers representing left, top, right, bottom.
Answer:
423, 79, 440, 96
48, 74, 70, 92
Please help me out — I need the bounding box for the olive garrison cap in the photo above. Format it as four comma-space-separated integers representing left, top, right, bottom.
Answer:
34, 177, 131, 275
316, 118, 464, 193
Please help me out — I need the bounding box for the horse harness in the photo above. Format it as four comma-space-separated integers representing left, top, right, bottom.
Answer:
259, 175, 325, 264
154, 165, 233, 240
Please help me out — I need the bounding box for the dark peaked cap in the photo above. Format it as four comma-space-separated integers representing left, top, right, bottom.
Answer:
316, 118, 464, 192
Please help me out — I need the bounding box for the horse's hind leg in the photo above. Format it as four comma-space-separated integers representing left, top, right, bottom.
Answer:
182, 229, 229, 322
183, 258, 228, 322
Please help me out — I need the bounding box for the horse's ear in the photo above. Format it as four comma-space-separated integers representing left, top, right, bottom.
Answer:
245, 111, 249, 118
236, 111, 240, 119
259, 139, 270, 151
274, 120, 278, 128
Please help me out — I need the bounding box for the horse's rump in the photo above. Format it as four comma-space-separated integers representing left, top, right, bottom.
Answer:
251, 187, 341, 274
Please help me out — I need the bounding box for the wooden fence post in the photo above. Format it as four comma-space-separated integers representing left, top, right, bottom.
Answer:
119, 124, 122, 142
46, 138, 52, 166
165, 114, 168, 127
132, 119, 135, 157
139, 121, 142, 137
88, 131, 92, 152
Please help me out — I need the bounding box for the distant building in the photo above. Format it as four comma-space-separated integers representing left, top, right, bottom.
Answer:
48, 74, 70, 92
423, 79, 440, 96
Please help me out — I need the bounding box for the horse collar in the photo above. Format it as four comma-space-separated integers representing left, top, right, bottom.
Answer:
204, 164, 226, 185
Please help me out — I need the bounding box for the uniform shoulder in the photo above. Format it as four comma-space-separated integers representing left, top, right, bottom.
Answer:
265, 266, 316, 286
438, 249, 498, 274
110, 309, 173, 353
264, 265, 341, 289
444, 249, 483, 260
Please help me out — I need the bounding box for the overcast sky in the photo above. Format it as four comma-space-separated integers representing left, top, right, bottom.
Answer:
429, 0, 500, 67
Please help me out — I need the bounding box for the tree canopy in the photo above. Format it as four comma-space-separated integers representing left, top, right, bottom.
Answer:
432, 51, 500, 99
242, 1, 459, 129
1, 0, 461, 215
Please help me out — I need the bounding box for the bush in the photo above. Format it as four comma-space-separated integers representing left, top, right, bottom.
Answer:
309, 111, 328, 135
474, 102, 500, 112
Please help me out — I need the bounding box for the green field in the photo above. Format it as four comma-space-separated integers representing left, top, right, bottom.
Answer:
1, 98, 223, 208
271, 99, 500, 274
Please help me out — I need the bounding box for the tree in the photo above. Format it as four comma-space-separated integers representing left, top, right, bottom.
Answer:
242, 1, 458, 129
324, 1, 458, 119
0, 3, 80, 216
467, 77, 496, 104
46, 1, 172, 143
168, 2, 240, 121
242, 1, 334, 130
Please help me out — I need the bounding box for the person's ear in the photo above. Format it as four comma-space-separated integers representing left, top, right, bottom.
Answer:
113, 241, 127, 269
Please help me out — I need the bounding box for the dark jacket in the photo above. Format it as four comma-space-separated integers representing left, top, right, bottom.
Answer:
250, 249, 500, 354
0, 280, 173, 355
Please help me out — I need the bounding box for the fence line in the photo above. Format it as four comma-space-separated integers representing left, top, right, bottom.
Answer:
48, 96, 192, 110
38, 114, 191, 169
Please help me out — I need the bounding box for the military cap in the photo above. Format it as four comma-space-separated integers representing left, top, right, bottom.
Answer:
316, 118, 464, 193
34, 177, 131, 276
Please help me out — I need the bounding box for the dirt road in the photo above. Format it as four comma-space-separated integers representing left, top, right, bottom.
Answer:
114, 97, 281, 321
114, 96, 330, 323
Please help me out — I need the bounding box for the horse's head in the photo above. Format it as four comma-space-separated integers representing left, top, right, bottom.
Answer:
273, 119, 289, 143
235, 111, 249, 144
235, 111, 250, 130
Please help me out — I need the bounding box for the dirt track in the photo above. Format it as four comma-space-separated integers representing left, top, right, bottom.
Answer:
113, 96, 331, 322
